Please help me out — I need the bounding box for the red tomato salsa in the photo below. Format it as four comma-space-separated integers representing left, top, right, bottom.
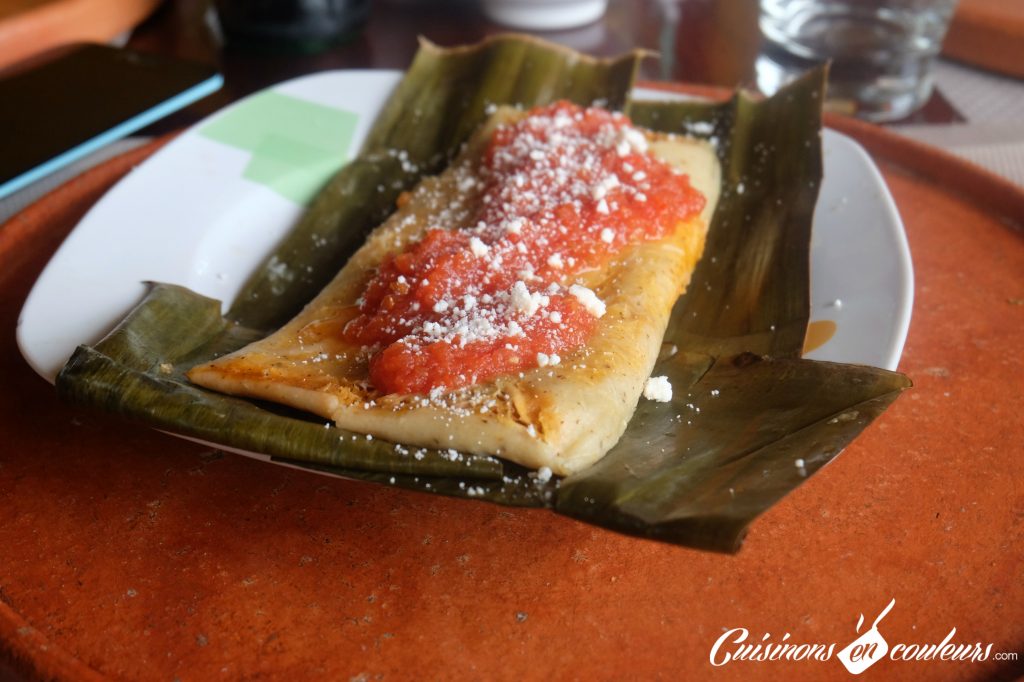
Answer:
343, 101, 706, 395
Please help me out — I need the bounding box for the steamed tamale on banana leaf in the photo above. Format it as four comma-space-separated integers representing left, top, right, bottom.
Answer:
56, 35, 910, 553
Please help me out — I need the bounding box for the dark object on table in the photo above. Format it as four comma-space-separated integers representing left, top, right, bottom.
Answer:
215, 0, 372, 53
0, 43, 221, 200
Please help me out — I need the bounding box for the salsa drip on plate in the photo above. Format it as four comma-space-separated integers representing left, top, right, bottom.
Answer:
343, 101, 706, 395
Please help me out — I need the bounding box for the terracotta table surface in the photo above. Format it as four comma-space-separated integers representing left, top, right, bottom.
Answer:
1, 118, 1023, 681
0, 0, 161, 72
943, 0, 1024, 79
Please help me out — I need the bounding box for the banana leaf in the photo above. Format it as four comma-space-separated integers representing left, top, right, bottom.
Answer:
556, 352, 907, 552
55, 35, 910, 553
57, 283, 505, 479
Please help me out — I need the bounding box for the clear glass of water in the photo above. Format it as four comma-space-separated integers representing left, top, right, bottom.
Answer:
757, 0, 959, 122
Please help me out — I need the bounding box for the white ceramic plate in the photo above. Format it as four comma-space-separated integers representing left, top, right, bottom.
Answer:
18, 70, 912, 387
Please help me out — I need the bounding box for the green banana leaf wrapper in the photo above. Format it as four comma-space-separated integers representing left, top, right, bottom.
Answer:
56, 35, 910, 553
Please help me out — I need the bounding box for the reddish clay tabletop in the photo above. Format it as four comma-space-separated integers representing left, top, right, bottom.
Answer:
0, 116, 1022, 680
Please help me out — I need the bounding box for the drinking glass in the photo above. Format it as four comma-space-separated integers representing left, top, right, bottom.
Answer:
757, 0, 959, 121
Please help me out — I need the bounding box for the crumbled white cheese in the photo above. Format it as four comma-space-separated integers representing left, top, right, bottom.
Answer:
591, 174, 620, 200
510, 281, 535, 315
616, 126, 648, 156
569, 284, 606, 318
643, 376, 673, 402
533, 352, 561, 368
504, 217, 525, 235
600, 228, 615, 244
510, 281, 548, 317
469, 236, 489, 257
686, 120, 715, 136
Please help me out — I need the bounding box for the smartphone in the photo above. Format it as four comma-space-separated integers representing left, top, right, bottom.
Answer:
0, 43, 222, 200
